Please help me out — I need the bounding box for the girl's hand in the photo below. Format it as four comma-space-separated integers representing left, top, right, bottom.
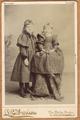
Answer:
29, 82, 32, 87
24, 58, 29, 66
36, 52, 40, 56
42, 49, 49, 54
49, 49, 55, 53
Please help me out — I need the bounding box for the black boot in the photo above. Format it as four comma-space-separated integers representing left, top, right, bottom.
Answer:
24, 83, 29, 93
19, 82, 26, 97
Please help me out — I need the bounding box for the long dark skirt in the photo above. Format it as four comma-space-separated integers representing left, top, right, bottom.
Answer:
30, 73, 50, 97
30, 72, 62, 98
11, 53, 30, 83
31, 48, 64, 74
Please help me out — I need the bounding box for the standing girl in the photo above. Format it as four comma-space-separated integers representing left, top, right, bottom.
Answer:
11, 19, 36, 97
30, 23, 64, 101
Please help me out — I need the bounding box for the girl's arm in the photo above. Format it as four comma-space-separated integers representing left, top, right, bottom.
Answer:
20, 46, 29, 66
20, 46, 28, 59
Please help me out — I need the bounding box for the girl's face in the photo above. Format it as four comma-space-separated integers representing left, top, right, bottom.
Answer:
43, 25, 53, 37
25, 24, 34, 34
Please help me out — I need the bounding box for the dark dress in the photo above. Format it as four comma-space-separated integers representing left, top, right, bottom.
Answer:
11, 31, 36, 83
30, 35, 64, 98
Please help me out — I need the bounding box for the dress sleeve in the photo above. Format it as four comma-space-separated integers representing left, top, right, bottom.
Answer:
20, 46, 29, 59
17, 33, 30, 47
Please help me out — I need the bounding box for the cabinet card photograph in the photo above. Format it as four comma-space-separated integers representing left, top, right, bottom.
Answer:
2, 1, 77, 118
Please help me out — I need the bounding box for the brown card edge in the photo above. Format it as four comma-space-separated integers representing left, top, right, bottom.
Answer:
0, 0, 79, 119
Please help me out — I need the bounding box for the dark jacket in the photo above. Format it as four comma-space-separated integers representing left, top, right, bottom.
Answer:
31, 35, 64, 74
11, 32, 36, 82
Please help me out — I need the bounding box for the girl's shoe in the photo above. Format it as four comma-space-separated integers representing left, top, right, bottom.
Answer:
54, 96, 64, 102
20, 88, 26, 98
24, 83, 29, 93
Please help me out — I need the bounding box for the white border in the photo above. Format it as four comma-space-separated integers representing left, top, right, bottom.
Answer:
2, 1, 76, 5
2, 1, 77, 118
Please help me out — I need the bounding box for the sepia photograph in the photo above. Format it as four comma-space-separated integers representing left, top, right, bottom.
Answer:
2, 1, 77, 118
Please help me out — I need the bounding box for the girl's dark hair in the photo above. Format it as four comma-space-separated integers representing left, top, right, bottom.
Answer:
22, 25, 27, 33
